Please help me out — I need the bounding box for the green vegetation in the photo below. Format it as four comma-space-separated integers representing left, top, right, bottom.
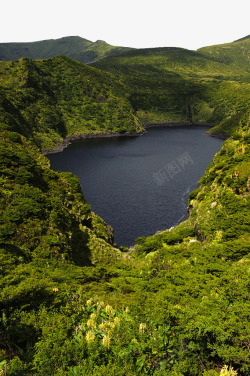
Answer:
0, 36, 132, 64
0, 55, 143, 149
198, 36, 250, 72
92, 41, 250, 135
0, 37, 249, 375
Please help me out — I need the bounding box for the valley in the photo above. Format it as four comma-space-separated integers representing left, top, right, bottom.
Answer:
0, 35, 249, 376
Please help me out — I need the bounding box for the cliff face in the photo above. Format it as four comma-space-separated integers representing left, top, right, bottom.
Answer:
0, 128, 121, 268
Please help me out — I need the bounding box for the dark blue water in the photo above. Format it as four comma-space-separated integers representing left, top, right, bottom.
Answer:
48, 126, 223, 246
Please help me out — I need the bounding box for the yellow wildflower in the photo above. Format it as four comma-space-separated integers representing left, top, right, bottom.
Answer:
139, 323, 147, 335
97, 301, 105, 312
102, 334, 111, 349
220, 365, 238, 376
86, 331, 95, 343
90, 313, 97, 320
99, 322, 106, 331
131, 338, 138, 344
174, 304, 182, 309
86, 318, 95, 328
105, 305, 113, 314
114, 317, 120, 325
86, 298, 93, 307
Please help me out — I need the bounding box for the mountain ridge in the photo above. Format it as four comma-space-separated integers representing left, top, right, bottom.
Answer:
197, 35, 250, 71
0, 34, 249, 64
234, 34, 250, 42
0, 36, 132, 64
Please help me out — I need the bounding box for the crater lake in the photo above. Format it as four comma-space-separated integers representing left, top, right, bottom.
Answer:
48, 126, 223, 247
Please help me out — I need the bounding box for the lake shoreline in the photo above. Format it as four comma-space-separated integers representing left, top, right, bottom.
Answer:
42, 131, 145, 155
48, 125, 224, 246
42, 121, 221, 155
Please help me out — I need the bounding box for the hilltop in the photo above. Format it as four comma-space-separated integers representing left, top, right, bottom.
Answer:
1, 34, 249, 68
0, 36, 132, 63
198, 35, 250, 71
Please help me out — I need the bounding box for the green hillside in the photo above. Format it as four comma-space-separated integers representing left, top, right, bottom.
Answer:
0, 55, 142, 150
92, 45, 250, 135
0, 37, 250, 375
198, 35, 250, 71
0, 36, 132, 64
94, 46, 250, 79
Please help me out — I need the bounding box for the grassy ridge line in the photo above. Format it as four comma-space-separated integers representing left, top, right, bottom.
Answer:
198, 35, 250, 71
0, 36, 132, 64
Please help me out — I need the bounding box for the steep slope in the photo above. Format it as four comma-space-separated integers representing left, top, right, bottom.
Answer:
198, 35, 250, 72
0, 127, 120, 262
94, 46, 250, 79
92, 46, 250, 133
0, 36, 132, 63
0, 55, 142, 150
